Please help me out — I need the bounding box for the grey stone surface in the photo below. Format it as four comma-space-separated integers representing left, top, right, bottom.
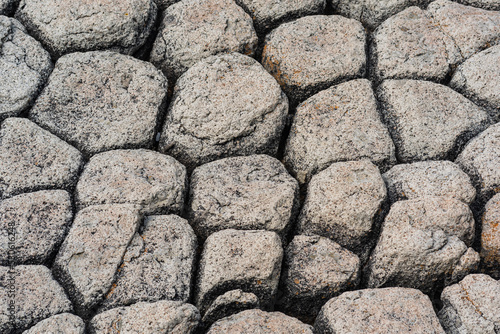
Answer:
0, 0, 17, 15
378, 79, 490, 162
366, 196, 479, 292
202, 290, 260, 325
29, 51, 167, 157
155, 0, 179, 11
0, 16, 52, 120
451, 45, 500, 121
383, 160, 476, 204
188, 154, 298, 240
159, 53, 288, 170
279, 235, 360, 320
22, 313, 85, 334
99, 215, 197, 311
15, 0, 157, 58
439, 274, 500, 334
195, 229, 283, 314
76, 149, 186, 215
0, 265, 73, 333
315, 288, 445, 334
284, 79, 396, 183
0, 117, 83, 199
150, 0, 257, 82
262, 15, 366, 104
0, 190, 72, 265
453, 0, 500, 10
297, 160, 387, 261
481, 193, 500, 279
207, 309, 313, 334
53, 204, 142, 316
90, 301, 200, 334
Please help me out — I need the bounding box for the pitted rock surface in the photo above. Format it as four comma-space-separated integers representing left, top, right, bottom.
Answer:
22, 313, 85, 334
453, 0, 500, 10
202, 289, 260, 325
480, 193, 500, 278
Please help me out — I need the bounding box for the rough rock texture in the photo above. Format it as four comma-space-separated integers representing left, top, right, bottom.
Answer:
0, 0, 17, 15
89, 301, 200, 334
150, 0, 257, 82
188, 155, 298, 240
0, 190, 72, 265
207, 309, 313, 333
366, 196, 479, 292
439, 274, 500, 334
453, 0, 500, 10
99, 215, 197, 311
378, 79, 490, 162
195, 229, 283, 314
383, 160, 476, 204
481, 194, 500, 279
76, 149, 186, 214
0, 117, 83, 199
456, 123, 500, 203
202, 290, 259, 325
297, 160, 387, 261
53, 204, 142, 316
315, 288, 445, 334
279, 235, 360, 320
0, 265, 73, 333
0, 16, 52, 120
29, 51, 167, 157
235, 0, 325, 33
283, 79, 395, 183
451, 45, 500, 121
15, 0, 157, 58
262, 15, 366, 104
22, 313, 85, 334
159, 53, 288, 170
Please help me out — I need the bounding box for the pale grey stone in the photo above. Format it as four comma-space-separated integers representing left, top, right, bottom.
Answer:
0, 118, 83, 199
159, 53, 288, 170
453, 0, 500, 10
315, 288, 445, 334
22, 313, 85, 334
481, 193, 500, 279
76, 149, 186, 215
202, 290, 260, 325
29, 51, 167, 157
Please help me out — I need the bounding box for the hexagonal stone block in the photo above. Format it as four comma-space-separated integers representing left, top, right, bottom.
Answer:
76, 149, 186, 215
297, 160, 387, 261
15, 0, 157, 57
29, 51, 167, 157
378, 79, 490, 162
89, 301, 200, 334
23, 313, 85, 334
195, 229, 283, 314
99, 215, 197, 311
279, 235, 360, 320
383, 160, 476, 204
262, 15, 366, 104
284, 79, 395, 183
366, 196, 479, 292
53, 204, 142, 316
315, 288, 445, 334
0, 190, 72, 265
150, 0, 257, 81
0, 118, 83, 199
0, 265, 73, 333
481, 193, 500, 279
0, 16, 52, 120
159, 53, 288, 170
187, 154, 298, 240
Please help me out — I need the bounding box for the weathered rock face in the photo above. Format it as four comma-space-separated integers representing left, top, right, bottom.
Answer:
76, 149, 186, 214
159, 53, 288, 170
207, 309, 314, 334
0, 16, 52, 120
53, 204, 142, 316
188, 155, 298, 240
0, 265, 73, 333
453, 0, 500, 10
0, 0, 17, 15
284, 79, 396, 184
89, 301, 200, 334
15, 0, 157, 58
202, 289, 259, 325
262, 15, 366, 104
366, 196, 479, 292
29, 51, 167, 157
150, 0, 257, 82
154, 0, 179, 11
0, 190, 72, 265
22, 313, 85, 334
481, 194, 500, 279
439, 274, 500, 334
0, 118, 83, 200
315, 288, 445, 334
